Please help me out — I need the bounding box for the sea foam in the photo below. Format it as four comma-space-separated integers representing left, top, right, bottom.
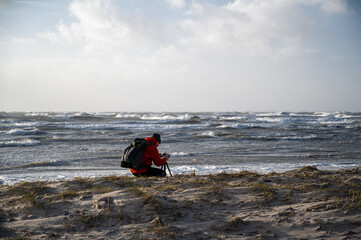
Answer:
0, 139, 40, 147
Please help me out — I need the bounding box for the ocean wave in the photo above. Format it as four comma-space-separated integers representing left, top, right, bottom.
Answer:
239, 134, 328, 142
216, 124, 238, 129
165, 119, 202, 125
331, 162, 360, 168
13, 122, 42, 127
64, 124, 119, 130
172, 161, 361, 175
314, 112, 336, 117
49, 114, 74, 120
255, 117, 287, 123
171, 152, 194, 157
281, 135, 327, 141
73, 112, 115, 119
345, 125, 361, 130
314, 112, 357, 120
238, 125, 267, 129
218, 116, 247, 121
256, 112, 289, 117
1, 119, 16, 124
289, 112, 315, 117
6, 128, 45, 136
115, 113, 142, 118
25, 112, 118, 120
196, 131, 216, 138
1, 160, 71, 170
25, 112, 50, 117
170, 165, 287, 175
140, 113, 193, 121
0, 139, 40, 147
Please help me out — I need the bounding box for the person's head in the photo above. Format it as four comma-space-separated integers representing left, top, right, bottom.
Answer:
152, 133, 161, 146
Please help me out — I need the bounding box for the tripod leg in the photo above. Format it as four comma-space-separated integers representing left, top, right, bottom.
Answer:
166, 163, 172, 176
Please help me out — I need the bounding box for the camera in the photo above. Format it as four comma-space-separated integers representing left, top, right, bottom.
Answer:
159, 153, 169, 157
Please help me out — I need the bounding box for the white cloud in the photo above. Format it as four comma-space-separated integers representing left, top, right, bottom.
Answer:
39, 0, 164, 49
38, 0, 348, 60
173, 0, 349, 65
165, 0, 186, 9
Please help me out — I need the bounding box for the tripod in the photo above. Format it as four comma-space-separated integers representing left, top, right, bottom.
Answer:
161, 162, 172, 176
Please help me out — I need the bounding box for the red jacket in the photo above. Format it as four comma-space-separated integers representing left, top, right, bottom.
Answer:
130, 137, 167, 174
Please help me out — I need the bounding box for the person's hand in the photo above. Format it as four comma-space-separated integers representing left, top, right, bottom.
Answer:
164, 154, 170, 161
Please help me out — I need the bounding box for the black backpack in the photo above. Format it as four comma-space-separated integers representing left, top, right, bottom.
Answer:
121, 138, 154, 169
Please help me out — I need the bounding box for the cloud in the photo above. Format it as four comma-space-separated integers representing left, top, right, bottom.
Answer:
165, 0, 186, 9
38, 0, 348, 60
39, 0, 164, 49
311, 0, 348, 15
31, 0, 350, 81
178, 0, 348, 59
2, 0, 358, 111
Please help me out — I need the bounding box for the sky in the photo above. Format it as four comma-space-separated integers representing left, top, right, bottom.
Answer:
0, 0, 360, 112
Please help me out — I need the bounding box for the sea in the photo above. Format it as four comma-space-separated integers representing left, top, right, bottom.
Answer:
1, 111, 360, 185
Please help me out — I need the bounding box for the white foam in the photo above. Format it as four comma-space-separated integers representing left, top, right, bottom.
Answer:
256, 117, 284, 123
6, 128, 27, 135
64, 123, 117, 130
14, 122, 40, 127
281, 134, 319, 141
218, 116, 247, 121
6, 128, 40, 136
197, 131, 216, 138
140, 113, 192, 121
314, 112, 333, 117
171, 152, 192, 156
74, 112, 113, 117
115, 113, 141, 118
171, 161, 361, 175
256, 112, 286, 117
216, 123, 238, 129
0, 168, 131, 185
314, 112, 354, 121
49, 114, 74, 120
25, 112, 50, 117
0, 139, 40, 147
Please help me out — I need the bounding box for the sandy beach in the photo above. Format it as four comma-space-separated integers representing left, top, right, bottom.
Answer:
1, 166, 360, 239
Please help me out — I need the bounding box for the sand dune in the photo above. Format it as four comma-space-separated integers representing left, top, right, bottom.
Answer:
1, 166, 360, 239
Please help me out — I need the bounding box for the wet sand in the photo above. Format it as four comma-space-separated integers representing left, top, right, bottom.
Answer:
1, 166, 360, 239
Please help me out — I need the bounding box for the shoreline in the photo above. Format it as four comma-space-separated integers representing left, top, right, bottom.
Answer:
1, 166, 360, 239
2, 162, 361, 186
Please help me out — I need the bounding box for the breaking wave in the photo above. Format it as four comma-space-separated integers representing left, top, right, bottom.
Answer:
0, 139, 40, 147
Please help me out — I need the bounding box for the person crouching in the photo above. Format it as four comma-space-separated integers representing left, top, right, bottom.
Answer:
130, 133, 170, 177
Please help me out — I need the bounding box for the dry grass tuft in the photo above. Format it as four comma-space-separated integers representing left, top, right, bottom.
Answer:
223, 217, 248, 232
237, 170, 261, 179
252, 182, 277, 201
58, 189, 79, 200
130, 185, 165, 214
299, 165, 319, 172
90, 185, 112, 194
333, 188, 361, 210
76, 213, 101, 228
10, 182, 49, 211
